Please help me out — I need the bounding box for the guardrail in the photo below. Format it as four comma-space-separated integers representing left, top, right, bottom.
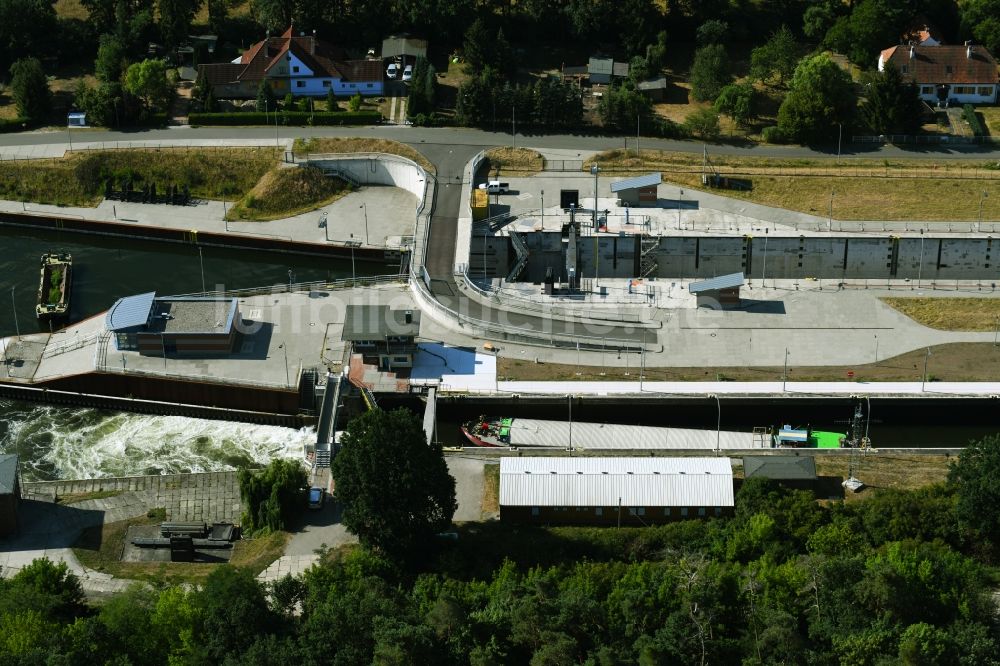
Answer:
165, 273, 407, 299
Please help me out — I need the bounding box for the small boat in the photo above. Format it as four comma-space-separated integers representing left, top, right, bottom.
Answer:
772, 425, 845, 448
462, 416, 512, 447
35, 252, 73, 320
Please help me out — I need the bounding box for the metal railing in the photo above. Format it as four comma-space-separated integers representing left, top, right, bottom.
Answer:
165, 273, 407, 299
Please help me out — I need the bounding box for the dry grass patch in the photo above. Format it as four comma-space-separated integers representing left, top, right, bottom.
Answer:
814, 454, 952, 501
293, 137, 435, 174
882, 297, 1000, 331
481, 464, 500, 515
0, 147, 278, 207
485, 147, 544, 176
53, 0, 89, 20
499, 342, 1000, 382
73, 513, 289, 584
228, 165, 350, 221
587, 148, 1000, 221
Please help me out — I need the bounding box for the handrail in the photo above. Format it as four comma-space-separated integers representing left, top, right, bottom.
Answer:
165, 273, 407, 299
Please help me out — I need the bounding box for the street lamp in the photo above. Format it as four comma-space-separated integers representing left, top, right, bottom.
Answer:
567, 394, 573, 451
360, 203, 369, 245
10, 286, 20, 341
782, 347, 789, 391
978, 190, 988, 231
346, 237, 361, 282
198, 246, 206, 294
760, 230, 769, 287
917, 230, 925, 288
709, 394, 720, 452
874, 333, 879, 365
540, 189, 544, 228
828, 189, 835, 231
279, 343, 290, 387
590, 164, 600, 230
921, 347, 932, 391
678, 189, 684, 230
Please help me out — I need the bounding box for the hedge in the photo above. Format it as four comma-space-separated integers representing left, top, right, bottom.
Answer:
962, 104, 987, 136
0, 117, 30, 133
188, 111, 382, 126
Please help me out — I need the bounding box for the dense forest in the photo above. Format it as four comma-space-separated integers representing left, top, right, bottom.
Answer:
3, 437, 1000, 665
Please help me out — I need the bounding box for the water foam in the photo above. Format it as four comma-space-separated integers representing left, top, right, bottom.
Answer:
0, 401, 313, 481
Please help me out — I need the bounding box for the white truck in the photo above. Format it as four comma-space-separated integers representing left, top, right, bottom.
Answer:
478, 180, 511, 194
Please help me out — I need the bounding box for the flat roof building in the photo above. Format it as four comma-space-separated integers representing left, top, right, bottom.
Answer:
0, 454, 20, 537
342, 305, 421, 369
611, 172, 662, 206
499, 456, 734, 525
689, 273, 744, 309
743, 455, 818, 490
106, 292, 241, 356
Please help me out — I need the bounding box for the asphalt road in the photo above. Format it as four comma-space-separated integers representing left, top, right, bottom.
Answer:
6, 124, 1000, 160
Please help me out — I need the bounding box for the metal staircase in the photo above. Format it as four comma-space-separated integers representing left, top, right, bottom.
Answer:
314, 373, 343, 468
318, 166, 360, 188
640, 236, 660, 278
507, 231, 530, 282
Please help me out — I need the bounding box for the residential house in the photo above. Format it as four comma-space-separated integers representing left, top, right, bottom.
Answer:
499, 456, 734, 526
381, 34, 427, 62
198, 26, 383, 99
636, 76, 668, 102
878, 42, 998, 104
588, 56, 629, 85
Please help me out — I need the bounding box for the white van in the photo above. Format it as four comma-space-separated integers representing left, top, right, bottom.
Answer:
478, 180, 511, 194
386, 63, 399, 79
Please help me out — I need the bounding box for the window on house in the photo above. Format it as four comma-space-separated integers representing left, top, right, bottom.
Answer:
367, 83, 374, 88
698, 507, 706, 516
714, 507, 722, 516
946, 65, 953, 74
664, 507, 671, 516
322, 80, 331, 88
954, 86, 974, 94
293, 66, 300, 73
921, 86, 934, 94
531, 507, 539, 516
980, 87, 994, 96
901, 65, 908, 74
680, 508, 689, 517
628, 507, 637, 516
296, 81, 305, 88
595, 507, 603, 516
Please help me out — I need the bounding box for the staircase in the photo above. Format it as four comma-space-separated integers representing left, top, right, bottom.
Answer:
507, 231, 530, 282
314, 373, 343, 468
318, 165, 360, 188
640, 236, 660, 278
298, 367, 320, 414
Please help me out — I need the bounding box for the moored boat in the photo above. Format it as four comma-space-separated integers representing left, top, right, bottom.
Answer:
35, 252, 73, 320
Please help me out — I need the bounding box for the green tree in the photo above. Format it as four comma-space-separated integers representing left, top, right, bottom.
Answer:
859, 64, 923, 135
332, 408, 456, 562
777, 54, 856, 144
237, 458, 308, 533
690, 44, 731, 102
326, 86, 337, 111
0, 558, 86, 623
0, 0, 57, 73
348, 92, 362, 112
683, 107, 721, 140
463, 18, 513, 78
206, 0, 227, 34
157, 0, 198, 49
948, 433, 1000, 537
9, 57, 51, 122
251, 0, 294, 32
95, 34, 128, 84
961, 0, 1000, 54
898, 622, 950, 666
696, 19, 728, 46
714, 83, 755, 127
597, 82, 651, 132
255, 79, 275, 112
645, 30, 669, 70
123, 58, 172, 111
192, 66, 216, 112
749, 25, 800, 87
803, 0, 840, 40
194, 566, 277, 662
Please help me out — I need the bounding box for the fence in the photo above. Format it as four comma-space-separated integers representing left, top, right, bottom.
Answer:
852, 134, 1000, 145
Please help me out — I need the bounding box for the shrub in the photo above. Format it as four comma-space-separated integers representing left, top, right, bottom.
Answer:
761, 125, 787, 143
0, 116, 30, 133
963, 104, 987, 136
188, 111, 381, 126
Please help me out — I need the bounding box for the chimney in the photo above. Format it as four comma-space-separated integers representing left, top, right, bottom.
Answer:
967, 41, 973, 59
909, 43, 915, 60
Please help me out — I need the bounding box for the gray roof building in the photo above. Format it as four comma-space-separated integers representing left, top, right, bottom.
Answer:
610, 173, 662, 193
381, 34, 428, 60
743, 456, 817, 481
342, 305, 420, 341
0, 455, 17, 495
689, 273, 745, 294
106, 292, 157, 331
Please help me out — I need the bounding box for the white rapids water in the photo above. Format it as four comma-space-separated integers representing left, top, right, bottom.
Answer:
0, 400, 313, 481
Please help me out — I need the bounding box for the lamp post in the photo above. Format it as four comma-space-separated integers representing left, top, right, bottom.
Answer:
782, 347, 789, 391
198, 246, 206, 294
10, 286, 20, 341
279, 342, 290, 387
709, 394, 720, 453
837, 122, 842, 161
874, 333, 879, 364
346, 237, 361, 282
760, 231, 769, 287
360, 202, 369, 245
917, 230, 925, 289
540, 189, 544, 228
921, 347, 931, 391
512, 105, 516, 149
678, 189, 684, 230
978, 190, 988, 231
828, 189, 835, 231
567, 394, 573, 451
590, 165, 600, 230
994, 316, 999, 347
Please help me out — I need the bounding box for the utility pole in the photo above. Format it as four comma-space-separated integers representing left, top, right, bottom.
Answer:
590, 165, 600, 230
994, 316, 999, 347
710, 394, 720, 453
782, 347, 789, 391
837, 122, 842, 161
637, 114, 640, 157
540, 189, 544, 228
760, 231, 768, 287
678, 189, 683, 230
874, 333, 879, 364
10, 286, 20, 340
828, 189, 835, 231
361, 203, 369, 244
567, 394, 573, 451
917, 231, 925, 288
198, 246, 206, 294
921, 347, 931, 391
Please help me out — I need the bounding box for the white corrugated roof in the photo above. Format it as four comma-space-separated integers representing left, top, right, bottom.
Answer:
508, 418, 762, 450
500, 457, 733, 507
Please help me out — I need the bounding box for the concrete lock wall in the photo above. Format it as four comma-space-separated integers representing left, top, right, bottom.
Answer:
576, 236, 637, 279
309, 156, 426, 203
654, 236, 1000, 281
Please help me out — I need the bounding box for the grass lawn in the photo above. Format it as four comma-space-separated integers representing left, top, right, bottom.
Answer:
498, 342, 1000, 382
0, 147, 278, 207
228, 165, 351, 221
484, 147, 544, 176
293, 137, 435, 174
882, 297, 1000, 331
72, 513, 289, 584
587, 149, 1000, 221
53, 0, 88, 20
978, 106, 1000, 135
56, 490, 123, 505
481, 464, 499, 515
814, 454, 953, 502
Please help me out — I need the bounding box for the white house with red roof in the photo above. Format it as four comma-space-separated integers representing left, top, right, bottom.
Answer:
199, 26, 383, 99
878, 42, 999, 104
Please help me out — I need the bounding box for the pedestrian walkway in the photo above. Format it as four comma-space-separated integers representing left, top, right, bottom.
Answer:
257, 554, 320, 582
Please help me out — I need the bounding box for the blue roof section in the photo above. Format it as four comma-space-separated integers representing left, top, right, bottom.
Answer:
105, 292, 156, 331
689, 273, 745, 293
610, 172, 662, 192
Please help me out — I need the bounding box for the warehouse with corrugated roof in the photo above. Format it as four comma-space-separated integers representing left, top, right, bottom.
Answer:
499, 456, 734, 525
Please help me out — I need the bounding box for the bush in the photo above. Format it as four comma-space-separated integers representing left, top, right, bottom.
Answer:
188, 111, 382, 126
683, 107, 721, 140
963, 104, 987, 136
0, 116, 30, 133
761, 125, 787, 143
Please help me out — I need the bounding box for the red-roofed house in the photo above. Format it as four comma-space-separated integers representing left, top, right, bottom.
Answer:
878, 43, 999, 104
198, 27, 383, 99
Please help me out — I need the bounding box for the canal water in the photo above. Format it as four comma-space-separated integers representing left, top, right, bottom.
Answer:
0, 226, 389, 480
0, 226, 386, 339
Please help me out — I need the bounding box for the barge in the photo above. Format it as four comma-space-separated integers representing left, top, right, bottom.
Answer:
35, 252, 73, 320
462, 417, 846, 451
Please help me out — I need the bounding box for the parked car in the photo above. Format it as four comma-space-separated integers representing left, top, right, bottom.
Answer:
478, 180, 511, 194
402, 65, 413, 82
386, 63, 399, 79
308, 487, 324, 509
